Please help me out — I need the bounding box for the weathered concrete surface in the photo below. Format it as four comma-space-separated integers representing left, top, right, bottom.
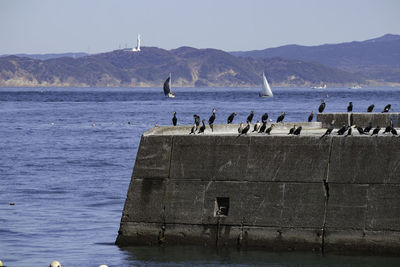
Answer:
317, 112, 400, 128
116, 122, 400, 254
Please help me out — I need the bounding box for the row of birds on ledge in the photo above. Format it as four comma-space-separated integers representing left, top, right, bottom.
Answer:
170, 102, 396, 137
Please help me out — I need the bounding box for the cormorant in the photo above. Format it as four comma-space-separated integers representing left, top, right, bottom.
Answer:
308, 111, 314, 122
320, 120, 335, 138
276, 112, 285, 123
227, 112, 237, 124
347, 102, 353, 112
172, 111, 177, 126
238, 123, 244, 134
383, 120, 393, 134
265, 124, 275, 135
208, 108, 216, 132
371, 126, 381, 136
261, 113, 268, 123
247, 111, 254, 123
198, 120, 206, 134
364, 122, 372, 133
355, 125, 366, 135
252, 121, 261, 132
391, 127, 398, 135
318, 100, 326, 113
367, 104, 375, 112
193, 114, 200, 131
258, 121, 267, 133
189, 123, 196, 134
337, 125, 349, 135
288, 125, 296, 135
382, 104, 391, 113
293, 126, 302, 135
238, 123, 250, 136
345, 126, 352, 137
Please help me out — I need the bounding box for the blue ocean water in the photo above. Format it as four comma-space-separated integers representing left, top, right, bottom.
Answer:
0, 86, 399, 267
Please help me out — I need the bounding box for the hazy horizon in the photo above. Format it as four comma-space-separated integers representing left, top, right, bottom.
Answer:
1, 0, 399, 54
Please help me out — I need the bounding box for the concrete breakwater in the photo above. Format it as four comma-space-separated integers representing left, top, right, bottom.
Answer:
116, 114, 400, 254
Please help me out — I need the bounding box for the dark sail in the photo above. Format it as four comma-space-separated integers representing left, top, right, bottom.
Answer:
163, 77, 171, 96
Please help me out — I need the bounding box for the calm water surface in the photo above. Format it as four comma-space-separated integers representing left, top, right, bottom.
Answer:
1, 87, 400, 266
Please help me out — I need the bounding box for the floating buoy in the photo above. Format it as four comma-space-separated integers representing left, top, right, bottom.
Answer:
10, 202, 15, 205
326, 94, 329, 98
0, 260, 3, 266
92, 123, 96, 127
99, 265, 108, 267
50, 260, 61, 267
51, 122, 54, 126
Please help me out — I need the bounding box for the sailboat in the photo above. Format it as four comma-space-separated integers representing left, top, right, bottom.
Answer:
259, 72, 273, 97
163, 73, 175, 98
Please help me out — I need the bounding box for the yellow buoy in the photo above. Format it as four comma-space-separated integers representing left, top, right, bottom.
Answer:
50, 260, 61, 267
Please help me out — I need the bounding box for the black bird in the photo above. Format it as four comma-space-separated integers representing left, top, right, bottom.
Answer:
198, 120, 206, 134
261, 113, 269, 123
208, 108, 216, 132
308, 111, 314, 122
189, 123, 196, 134
383, 120, 393, 134
367, 104, 375, 112
355, 125, 366, 135
252, 121, 261, 132
382, 104, 391, 113
247, 111, 254, 123
347, 102, 353, 112
371, 126, 381, 136
172, 111, 177, 126
391, 127, 398, 135
337, 125, 349, 135
364, 122, 373, 133
288, 125, 296, 135
293, 126, 302, 135
193, 114, 200, 131
238, 123, 244, 134
320, 120, 335, 139
265, 124, 275, 135
276, 112, 285, 123
227, 112, 237, 124
238, 123, 250, 136
318, 100, 326, 113
345, 126, 352, 137
258, 121, 267, 133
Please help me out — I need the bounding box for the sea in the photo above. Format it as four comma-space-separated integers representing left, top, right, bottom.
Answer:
1, 86, 400, 267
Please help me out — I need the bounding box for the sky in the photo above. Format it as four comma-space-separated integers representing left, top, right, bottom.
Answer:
0, 0, 399, 54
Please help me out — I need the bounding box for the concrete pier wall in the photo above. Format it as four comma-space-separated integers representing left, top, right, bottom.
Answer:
116, 123, 400, 254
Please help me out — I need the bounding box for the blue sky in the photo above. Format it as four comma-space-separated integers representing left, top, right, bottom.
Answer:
1, 0, 399, 54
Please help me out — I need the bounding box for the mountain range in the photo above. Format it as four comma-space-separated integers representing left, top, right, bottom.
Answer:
0, 34, 399, 87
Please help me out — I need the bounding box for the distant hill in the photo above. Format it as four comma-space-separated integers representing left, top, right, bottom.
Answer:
231, 34, 400, 83
0, 47, 366, 87
0, 52, 88, 60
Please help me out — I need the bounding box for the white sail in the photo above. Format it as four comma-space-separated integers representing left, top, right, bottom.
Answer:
259, 72, 273, 97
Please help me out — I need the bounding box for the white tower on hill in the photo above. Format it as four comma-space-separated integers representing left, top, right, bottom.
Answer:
132, 34, 141, 52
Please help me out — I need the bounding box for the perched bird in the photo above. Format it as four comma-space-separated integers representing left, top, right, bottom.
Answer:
265, 124, 275, 135
172, 111, 177, 126
308, 111, 314, 122
320, 120, 335, 138
337, 125, 349, 135
276, 112, 285, 123
345, 126, 352, 137
382, 104, 391, 113
293, 126, 302, 135
355, 125, 366, 135
227, 112, 237, 124
371, 126, 381, 136
247, 111, 254, 123
318, 100, 326, 113
238, 123, 250, 136
391, 127, 398, 135
364, 122, 373, 133
238, 123, 244, 134
288, 125, 296, 135
189, 123, 196, 134
347, 102, 353, 112
252, 121, 261, 132
261, 113, 269, 123
198, 120, 206, 134
258, 121, 267, 133
208, 108, 216, 132
367, 104, 375, 112
193, 114, 200, 131
383, 120, 393, 134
